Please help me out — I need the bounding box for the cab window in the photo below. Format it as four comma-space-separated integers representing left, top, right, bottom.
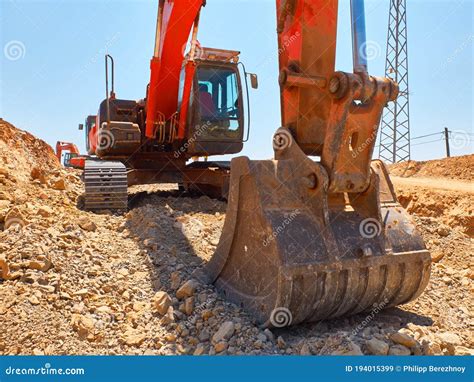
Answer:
196, 67, 241, 139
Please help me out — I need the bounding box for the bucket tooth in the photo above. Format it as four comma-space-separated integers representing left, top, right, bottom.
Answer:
206, 151, 431, 328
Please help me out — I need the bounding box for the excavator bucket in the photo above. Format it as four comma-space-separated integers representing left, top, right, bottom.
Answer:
206, 130, 431, 327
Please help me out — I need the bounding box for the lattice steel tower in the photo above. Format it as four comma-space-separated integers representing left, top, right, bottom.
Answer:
379, 0, 410, 163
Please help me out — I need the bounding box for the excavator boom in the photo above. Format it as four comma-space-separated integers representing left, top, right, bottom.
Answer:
145, 0, 205, 138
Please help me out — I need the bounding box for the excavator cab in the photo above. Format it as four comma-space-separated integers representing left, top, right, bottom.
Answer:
63, 152, 78, 168
83, 115, 97, 154
183, 48, 248, 157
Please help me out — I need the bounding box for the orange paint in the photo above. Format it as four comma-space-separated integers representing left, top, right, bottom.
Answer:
145, 0, 205, 138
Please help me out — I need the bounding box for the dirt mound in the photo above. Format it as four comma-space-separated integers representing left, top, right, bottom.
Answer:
0, 120, 83, 280
0, 119, 60, 183
0, 120, 80, 231
389, 155, 473, 181
388, 155, 473, 236
395, 184, 473, 237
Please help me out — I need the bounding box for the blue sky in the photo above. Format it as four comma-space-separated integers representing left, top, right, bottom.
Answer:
1, 0, 472, 161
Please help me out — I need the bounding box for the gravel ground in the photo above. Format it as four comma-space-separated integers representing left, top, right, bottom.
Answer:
0, 120, 472, 356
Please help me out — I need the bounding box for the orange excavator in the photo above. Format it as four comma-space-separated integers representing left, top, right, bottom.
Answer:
80, 0, 430, 326
55, 141, 88, 169
80, 0, 257, 210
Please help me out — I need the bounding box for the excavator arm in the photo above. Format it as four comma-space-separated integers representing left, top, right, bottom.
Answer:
206, 0, 430, 327
277, 0, 398, 193
145, 0, 206, 138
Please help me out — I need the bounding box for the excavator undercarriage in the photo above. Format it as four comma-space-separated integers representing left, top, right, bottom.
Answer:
84, 161, 128, 211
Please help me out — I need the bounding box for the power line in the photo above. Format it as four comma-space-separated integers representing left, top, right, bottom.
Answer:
375, 129, 473, 150
411, 138, 445, 147
411, 132, 443, 140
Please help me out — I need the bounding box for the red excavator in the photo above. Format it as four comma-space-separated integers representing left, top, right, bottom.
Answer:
80, 0, 257, 210
80, 0, 430, 326
55, 141, 89, 169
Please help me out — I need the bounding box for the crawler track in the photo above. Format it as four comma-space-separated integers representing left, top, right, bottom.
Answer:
84, 160, 128, 211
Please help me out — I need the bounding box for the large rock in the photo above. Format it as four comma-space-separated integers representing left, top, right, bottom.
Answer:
437, 225, 450, 237
300, 343, 311, 355
31, 167, 47, 184
37, 206, 54, 218
194, 344, 206, 355
438, 332, 462, 355
366, 338, 389, 355
277, 336, 286, 349
331, 340, 363, 355
212, 321, 235, 344
184, 297, 194, 315
122, 328, 146, 347
0, 255, 15, 281
198, 329, 210, 342
50, 178, 66, 191
421, 340, 442, 355
437, 332, 461, 346
176, 279, 199, 300
390, 332, 417, 348
388, 344, 411, 355
71, 314, 96, 340
214, 341, 228, 353
152, 291, 172, 316
455, 346, 474, 356
78, 216, 97, 232
431, 251, 445, 263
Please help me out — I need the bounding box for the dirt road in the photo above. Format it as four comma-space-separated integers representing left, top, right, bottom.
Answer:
393, 176, 473, 194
